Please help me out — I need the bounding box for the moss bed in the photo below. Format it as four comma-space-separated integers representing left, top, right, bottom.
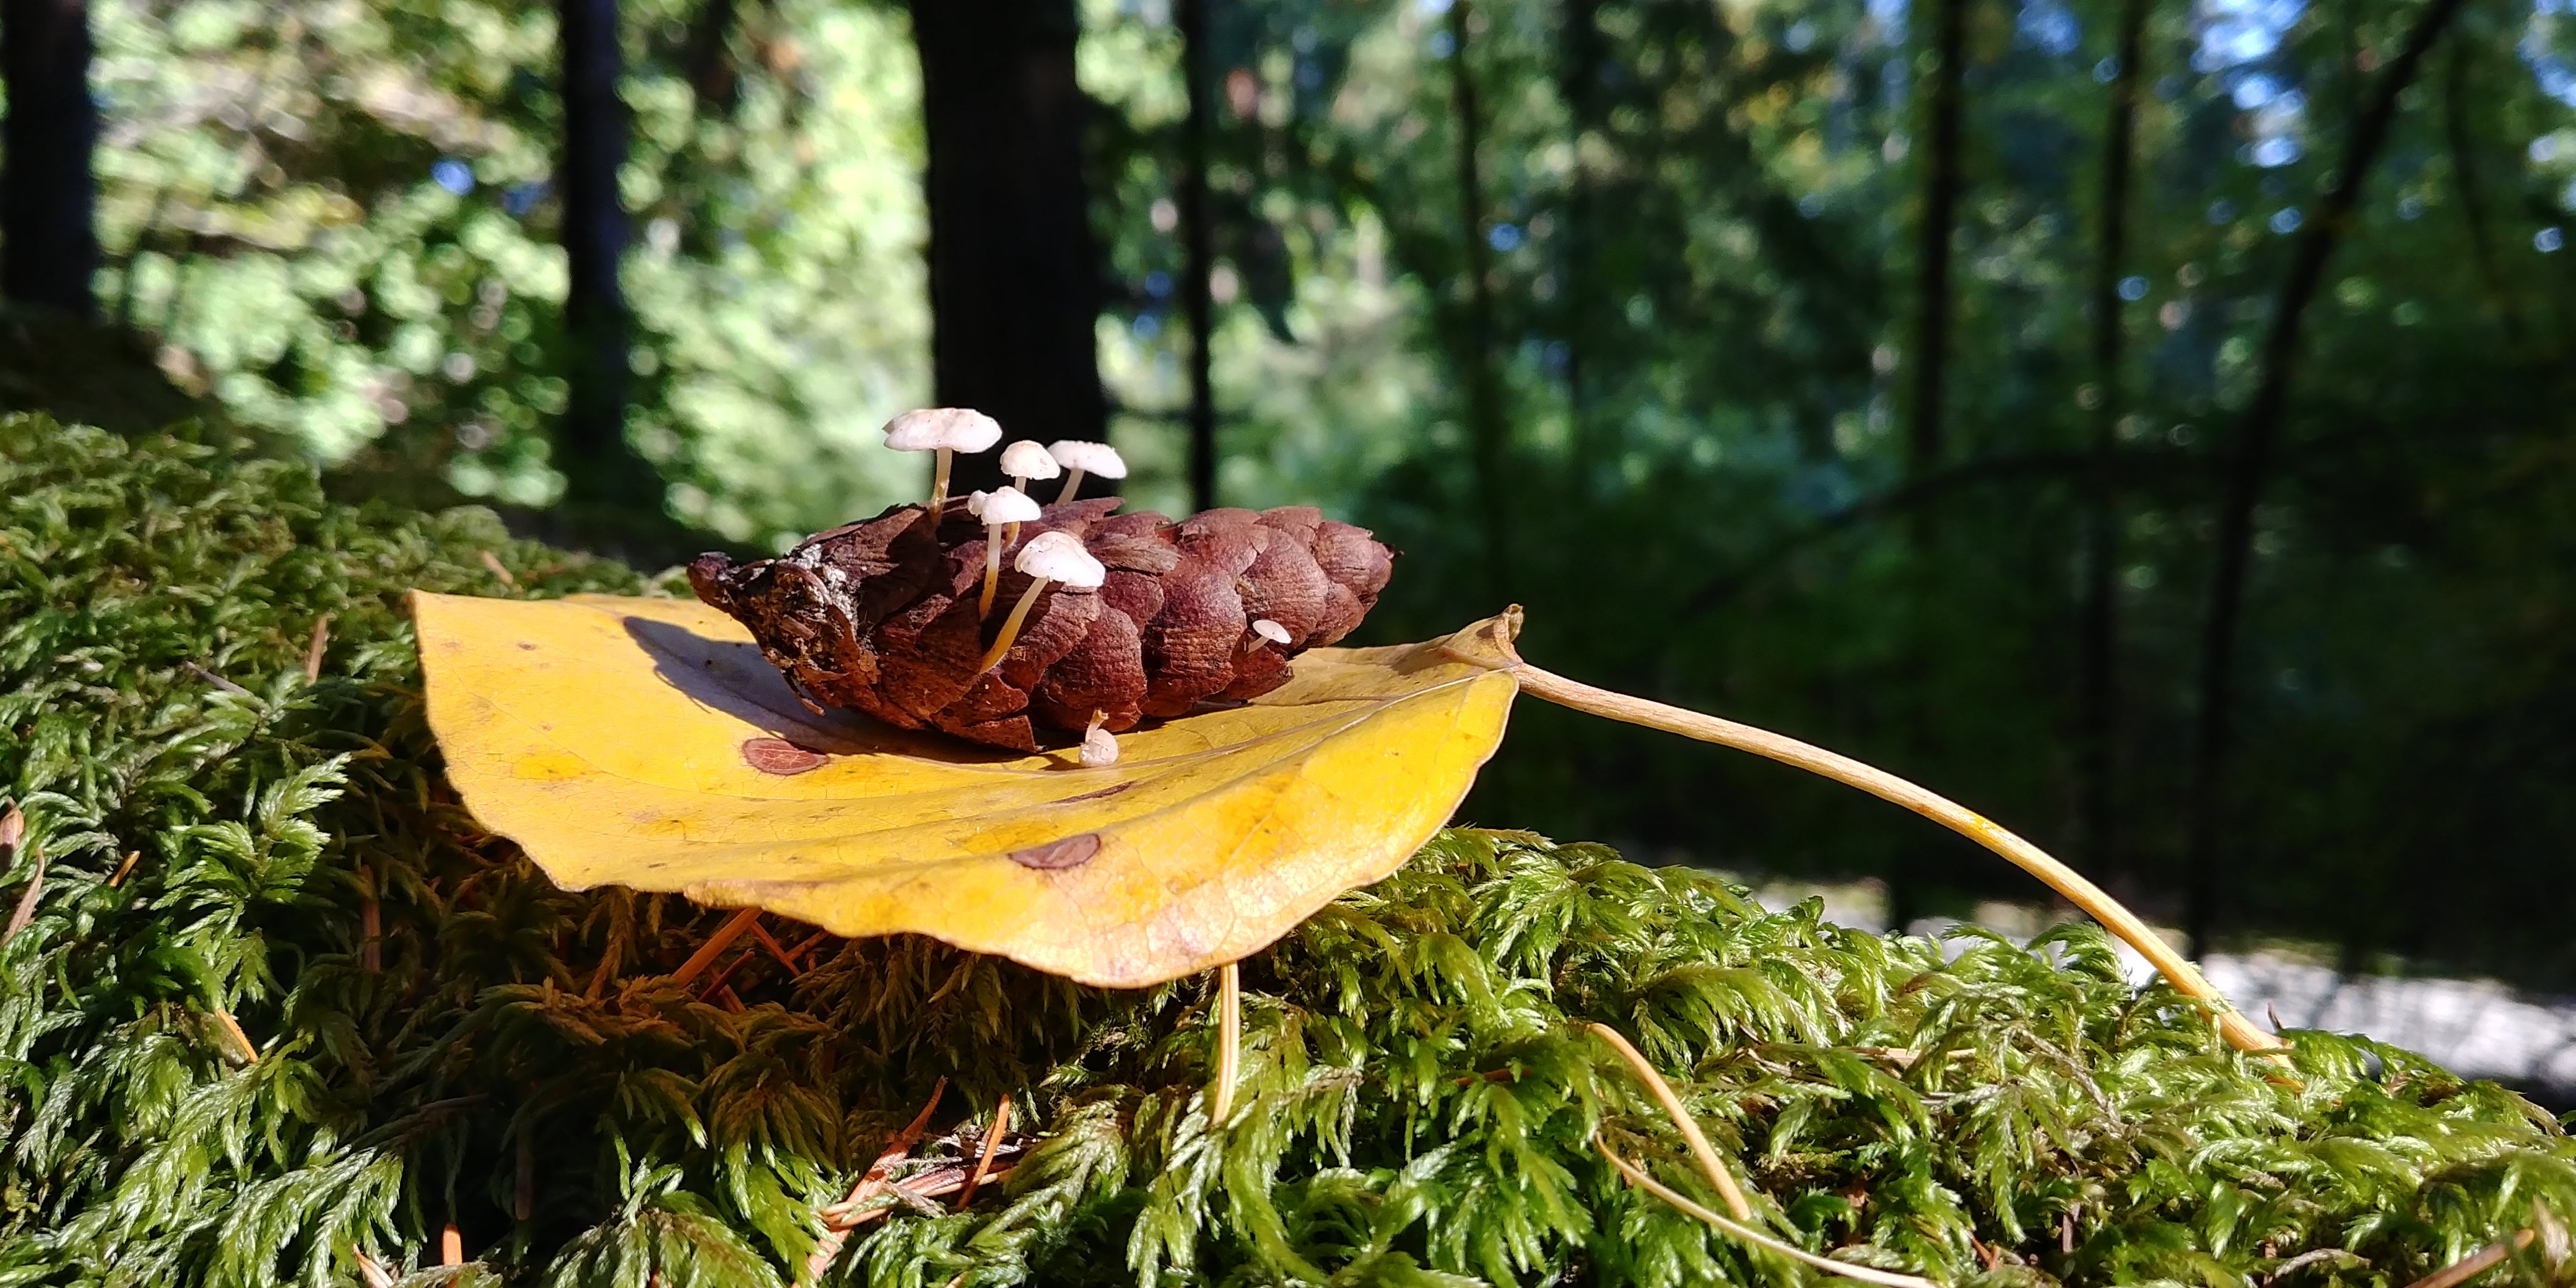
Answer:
4, 418, 2573, 1287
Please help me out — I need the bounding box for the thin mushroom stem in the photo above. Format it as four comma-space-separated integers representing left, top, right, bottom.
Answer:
1457, 623, 2285, 1058
928, 448, 955, 529
978, 578, 1051, 672
1056, 466, 1086, 504
1209, 962, 1242, 1121
980, 523, 1006, 617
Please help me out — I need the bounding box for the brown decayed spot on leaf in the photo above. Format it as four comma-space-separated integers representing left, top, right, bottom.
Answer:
741, 738, 830, 775
1009, 833, 1102, 871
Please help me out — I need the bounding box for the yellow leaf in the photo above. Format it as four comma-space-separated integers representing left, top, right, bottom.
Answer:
411, 591, 1516, 987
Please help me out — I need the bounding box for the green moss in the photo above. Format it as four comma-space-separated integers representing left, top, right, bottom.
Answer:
3, 419, 2572, 1287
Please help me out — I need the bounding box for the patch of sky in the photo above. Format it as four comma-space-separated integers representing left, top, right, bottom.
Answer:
1144, 270, 1173, 298
2250, 136, 2303, 166
2017, 0, 2083, 56
1427, 28, 1455, 57
2095, 56, 2122, 82
1869, 0, 1908, 45
2194, 0, 2305, 73
1134, 312, 1164, 339
2209, 198, 2239, 224
1417, 0, 1452, 14
2520, 0, 2576, 108
2541, 227, 2567, 252
2119, 274, 2150, 300
432, 159, 474, 196
504, 182, 546, 217
1488, 223, 1523, 251
1786, 19, 1818, 51
2270, 206, 2304, 233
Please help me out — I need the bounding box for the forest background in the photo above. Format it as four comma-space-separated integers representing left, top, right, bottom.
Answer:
6, 0, 2575, 992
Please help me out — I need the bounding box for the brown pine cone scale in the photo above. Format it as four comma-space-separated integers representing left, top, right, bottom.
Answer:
689, 498, 1395, 752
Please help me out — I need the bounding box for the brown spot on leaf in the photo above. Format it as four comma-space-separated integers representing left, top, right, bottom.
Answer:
741, 738, 830, 775
1009, 833, 1102, 870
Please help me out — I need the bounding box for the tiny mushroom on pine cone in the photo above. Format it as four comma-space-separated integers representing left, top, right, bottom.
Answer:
1077, 710, 1119, 767
975, 486, 1042, 617
1000, 439, 1061, 496
1047, 440, 1126, 503
978, 530, 1107, 672
884, 408, 1003, 529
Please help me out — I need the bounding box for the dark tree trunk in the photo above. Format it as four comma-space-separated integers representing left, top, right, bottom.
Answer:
2440, 41, 2521, 346
1557, 0, 1604, 474
1906, 0, 1967, 481
557, 0, 654, 507
1887, 0, 1969, 936
2074, 0, 2151, 874
2, 0, 99, 317
1448, 0, 1509, 604
2182, 0, 2472, 957
912, 0, 1107, 497
1179, 0, 1216, 513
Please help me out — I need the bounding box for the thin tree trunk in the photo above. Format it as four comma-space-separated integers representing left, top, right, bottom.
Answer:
1889, 0, 1967, 936
2, 0, 99, 316
2440, 40, 2522, 346
1557, 0, 1604, 474
1448, 0, 1509, 603
2181, 0, 2473, 956
912, 0, 1107, 497
2074, 0, 2151, 874
557, 0, 653, 508
1907, 0, 1967, 480
1180, 0, 1216, 513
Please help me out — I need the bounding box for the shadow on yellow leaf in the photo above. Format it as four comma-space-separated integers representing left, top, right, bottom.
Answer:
411, 591, 1517, 986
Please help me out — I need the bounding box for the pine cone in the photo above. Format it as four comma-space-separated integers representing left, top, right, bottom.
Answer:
688, 498, 1396, 752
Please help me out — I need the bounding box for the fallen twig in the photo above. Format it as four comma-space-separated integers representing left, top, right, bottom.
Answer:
958, 1095, 1013, 1209
108, 850, 141, 889
805, 1078, 946, 1283
1596, 1143, 1941, 1287
183, 660, 255, 699
304, 612, 332, 683
478, 550, 518, 588
209, 1007, 259, 1064
747, 917, 806, 977
1587, 1022, 1752, 1221
354, 1250, 396, 1288
4, 842, 41, 944
671, 907, 762, 986
2404, 1230, 2535, 1288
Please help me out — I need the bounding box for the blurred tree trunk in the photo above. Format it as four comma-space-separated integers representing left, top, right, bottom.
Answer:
1889, 0, 1968, 934
2440, 41, 2522, 347
911, 0, 1107, 497
1448, 0, 1509, 604
2182, 0, 2471, 957
1906, 0, 1966, 481
2074, 0, 2152, 876
2, 0, 99, 317
557, 0, 661, 518
1557, 0, 1604, 476
1179, 0, 1216, 513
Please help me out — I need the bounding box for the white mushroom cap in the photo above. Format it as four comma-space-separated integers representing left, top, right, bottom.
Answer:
979, 485, 1042, 525
1046, 440, 1128, 479
1252, 618, 1292, 645
1013, 530, 1105, 588
999, 440, 1061, 480
965, 489, 990, 518
883, 407, 1003, 453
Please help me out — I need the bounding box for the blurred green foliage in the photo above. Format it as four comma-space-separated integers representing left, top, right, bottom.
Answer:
56, 0, 2576, 985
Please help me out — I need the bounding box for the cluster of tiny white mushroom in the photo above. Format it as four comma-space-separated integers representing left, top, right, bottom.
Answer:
884, 409, 1168, 765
